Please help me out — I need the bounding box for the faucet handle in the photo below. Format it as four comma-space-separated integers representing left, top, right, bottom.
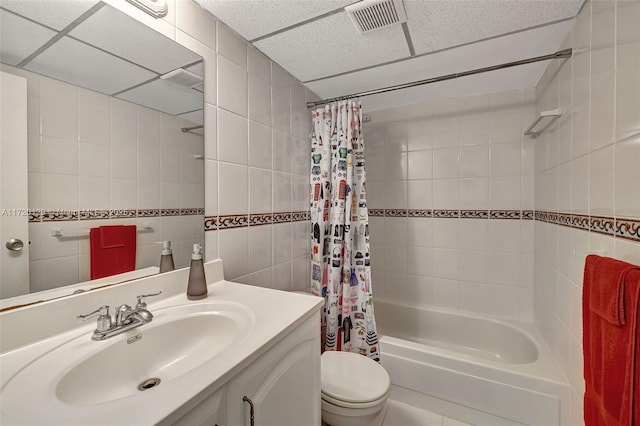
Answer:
135, 291, 162, 309
77, 305, 112, 332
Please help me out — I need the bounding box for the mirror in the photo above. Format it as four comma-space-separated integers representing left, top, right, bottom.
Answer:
0, 1, 204, 307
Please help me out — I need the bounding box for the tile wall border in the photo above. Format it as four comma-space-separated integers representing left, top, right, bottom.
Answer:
28, 208, 205, 223
368, 208, 638, 242
536, 210, 640, 243
369, 209, 533, 220
206, 210, 311, 232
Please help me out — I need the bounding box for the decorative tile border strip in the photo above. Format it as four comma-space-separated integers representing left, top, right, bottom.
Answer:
489, 210, 520, 220
79, 209, 110, 220
291, 211, 308, 222
161, 209, 180, 217
368, 209, 533, 220
218, 214, 249, 229
384, 209, 407, 217
28, 208, 205, 223
273, 212, 292, 223
590, 215, 616, 236
249, 213, 273, 226
433, 210, 460, 218
180, 208, 201, 216
138, 209, 160, 218
536, 210, 640, 243
408, 209, 432, 218
208, 209, 638, 242
462, 210, 489, 219
110, 209, 137, 219
204, 216, 217, 231
208, 211, 311, 231
615, 218, 640, 242
42, 210, 78, 222
28, 209, 43, 222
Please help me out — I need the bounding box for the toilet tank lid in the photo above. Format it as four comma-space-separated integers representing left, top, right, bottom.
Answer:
321, 351, 390, 403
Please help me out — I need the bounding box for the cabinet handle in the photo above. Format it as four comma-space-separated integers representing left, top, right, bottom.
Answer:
243, 396, 255, 426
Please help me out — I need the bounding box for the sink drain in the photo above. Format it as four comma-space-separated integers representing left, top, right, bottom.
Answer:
138, 378, 161, 391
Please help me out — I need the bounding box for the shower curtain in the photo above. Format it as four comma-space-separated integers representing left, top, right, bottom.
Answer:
310, 100, 380, 361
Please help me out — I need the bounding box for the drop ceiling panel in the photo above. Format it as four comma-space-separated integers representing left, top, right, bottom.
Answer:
69, 5, 201, 74
405, 0, 583, 55
25, 36, 157, 95
255, 12, 410, 82
194, 0, 355, 41
117, 79, 203, 116
306, 20, 573, 111
0, 10, 57, 66
0, 0, 100, 30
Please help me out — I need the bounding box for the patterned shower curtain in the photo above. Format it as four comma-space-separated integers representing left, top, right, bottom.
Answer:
310, 100, 380, 361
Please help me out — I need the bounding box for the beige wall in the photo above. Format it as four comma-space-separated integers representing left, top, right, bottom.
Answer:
533, 0, 640, 424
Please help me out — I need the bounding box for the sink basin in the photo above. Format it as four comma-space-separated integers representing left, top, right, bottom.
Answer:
2, 301, 254, 408
57, 312, 241, 405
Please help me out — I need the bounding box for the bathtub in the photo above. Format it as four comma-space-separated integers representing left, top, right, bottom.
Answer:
375, 301, 570, 426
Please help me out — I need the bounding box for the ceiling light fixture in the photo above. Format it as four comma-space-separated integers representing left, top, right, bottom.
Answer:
126, 0, 168, 18
160, 68, 203, 89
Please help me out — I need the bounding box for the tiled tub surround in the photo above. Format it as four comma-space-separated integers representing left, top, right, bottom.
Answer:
533, 0, 640, 424
365, 88, 537, 322
1, 63, 205, 295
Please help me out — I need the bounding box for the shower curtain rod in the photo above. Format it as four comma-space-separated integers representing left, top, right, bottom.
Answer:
306, 48, 572, 109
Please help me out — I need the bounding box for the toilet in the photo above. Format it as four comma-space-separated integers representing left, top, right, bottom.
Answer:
320, 351, 391, 426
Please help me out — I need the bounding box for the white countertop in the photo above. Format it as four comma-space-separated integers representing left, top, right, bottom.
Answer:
0, 260, 323, 425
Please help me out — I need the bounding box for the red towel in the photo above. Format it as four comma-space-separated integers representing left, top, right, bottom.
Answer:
583, 255, 640, 426
90, 225, 137, 280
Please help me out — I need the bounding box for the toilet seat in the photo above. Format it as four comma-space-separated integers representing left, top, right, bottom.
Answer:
321, 351, 390, 406
321, 389, 390, 409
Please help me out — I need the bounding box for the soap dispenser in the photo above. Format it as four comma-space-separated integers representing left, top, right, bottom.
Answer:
159, 240, 175, 273
187, 243, 208, 300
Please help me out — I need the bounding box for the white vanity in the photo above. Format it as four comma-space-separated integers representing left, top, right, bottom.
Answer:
0, 260, 324, 425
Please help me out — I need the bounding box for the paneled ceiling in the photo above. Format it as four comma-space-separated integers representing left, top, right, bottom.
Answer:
197, 0, 584, 110
0, 1, 204, 121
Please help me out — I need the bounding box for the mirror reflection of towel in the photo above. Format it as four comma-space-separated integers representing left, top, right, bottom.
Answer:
90, 225, 137, 279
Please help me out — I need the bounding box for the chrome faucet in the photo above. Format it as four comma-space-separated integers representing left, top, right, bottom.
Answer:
78, 291, 162, 341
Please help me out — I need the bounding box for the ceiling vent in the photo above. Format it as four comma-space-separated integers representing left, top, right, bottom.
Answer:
345, 0, 407, 34
160, 68, 203, 89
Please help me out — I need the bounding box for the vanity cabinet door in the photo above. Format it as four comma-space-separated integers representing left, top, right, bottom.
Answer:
227, 313, 321, 426
169, 387, 226, 426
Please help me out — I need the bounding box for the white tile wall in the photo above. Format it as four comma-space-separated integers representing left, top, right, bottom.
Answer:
533, 1, 640, 424
79, 0, 315, 289
365, 88, 536, 321
2, 60, 205, 293
142, 11, 313, 290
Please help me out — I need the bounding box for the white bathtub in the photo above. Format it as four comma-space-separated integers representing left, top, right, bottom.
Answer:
375, 301, 570, 426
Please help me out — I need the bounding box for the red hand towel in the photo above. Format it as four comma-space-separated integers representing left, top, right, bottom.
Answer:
90, 225, 137, 280
583, 255, 640, 426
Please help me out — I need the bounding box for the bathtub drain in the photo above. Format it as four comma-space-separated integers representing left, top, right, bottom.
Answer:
138, 378, 161, 391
